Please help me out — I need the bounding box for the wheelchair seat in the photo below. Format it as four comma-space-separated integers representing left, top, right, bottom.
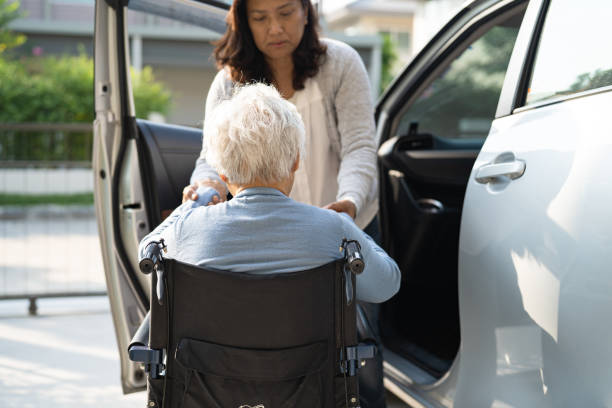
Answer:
130, 240, 374, 408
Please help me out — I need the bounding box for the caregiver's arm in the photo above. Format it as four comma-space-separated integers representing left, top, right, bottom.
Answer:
183, 70, 233, 203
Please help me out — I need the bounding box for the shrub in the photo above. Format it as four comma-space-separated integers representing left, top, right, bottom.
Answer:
0, 54, 171, 123
0, 53, 171, 161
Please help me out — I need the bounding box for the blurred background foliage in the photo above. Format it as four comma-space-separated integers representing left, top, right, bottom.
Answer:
0, 54, 171, 123
0, 0, 171, 162
380, 32, 398, 94
0, 54, 171, 161
397, 24, 520, 139
0, 0, 25, 54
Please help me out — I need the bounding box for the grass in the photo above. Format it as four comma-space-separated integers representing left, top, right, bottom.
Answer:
0, 193, 94, 206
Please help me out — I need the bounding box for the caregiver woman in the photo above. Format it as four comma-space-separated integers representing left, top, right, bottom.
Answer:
183, 0, 378, 231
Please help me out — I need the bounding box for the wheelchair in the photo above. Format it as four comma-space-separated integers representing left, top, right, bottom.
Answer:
129, 239, 375, 408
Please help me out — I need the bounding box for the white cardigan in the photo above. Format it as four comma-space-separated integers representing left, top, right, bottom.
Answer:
192, 38, 378, 228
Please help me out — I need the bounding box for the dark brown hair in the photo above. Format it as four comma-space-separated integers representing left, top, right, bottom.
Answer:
213, 0, 327, 90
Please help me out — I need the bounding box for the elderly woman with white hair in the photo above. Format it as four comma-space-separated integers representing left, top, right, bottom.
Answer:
139, 84, 400, 303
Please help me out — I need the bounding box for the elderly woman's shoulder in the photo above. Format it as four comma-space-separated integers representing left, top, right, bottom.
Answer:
291, 199, 354, 229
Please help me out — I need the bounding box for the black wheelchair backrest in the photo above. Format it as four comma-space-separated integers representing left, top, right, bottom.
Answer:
131, 244, 373, 408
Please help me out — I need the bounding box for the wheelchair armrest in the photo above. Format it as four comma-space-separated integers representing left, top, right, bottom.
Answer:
127, 312, 165, 379
128, 312, 150, 349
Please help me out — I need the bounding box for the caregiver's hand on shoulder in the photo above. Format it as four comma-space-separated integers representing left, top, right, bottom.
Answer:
324, 199, 357, 219
182, 178, 228, 205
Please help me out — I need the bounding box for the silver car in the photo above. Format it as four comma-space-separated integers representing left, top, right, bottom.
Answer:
93, 0, 612, 406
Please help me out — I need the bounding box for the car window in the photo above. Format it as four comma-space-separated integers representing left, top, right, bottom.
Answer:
395, 13, 523, 141
525, 0, 612, 106
126, 9, 220, 128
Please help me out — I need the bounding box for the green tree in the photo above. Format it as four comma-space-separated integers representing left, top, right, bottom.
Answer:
132, 66, 172, 119
0, 0, 25, 54
380, 33, 398, 94
569, 68, 612, 94
398, 25, 520, 139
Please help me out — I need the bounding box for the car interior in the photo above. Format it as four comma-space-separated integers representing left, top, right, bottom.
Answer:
376, 6, 526, 379
128, 0, 527, 384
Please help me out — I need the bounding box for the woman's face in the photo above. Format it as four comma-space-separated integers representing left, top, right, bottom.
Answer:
245, 0, 308, 63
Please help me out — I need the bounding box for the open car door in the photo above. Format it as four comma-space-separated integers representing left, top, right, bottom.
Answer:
378, 0, 612, 404
374, 0, 530, 405
93, 0, 229, 393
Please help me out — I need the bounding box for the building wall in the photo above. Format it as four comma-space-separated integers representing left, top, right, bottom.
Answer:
152, 66, 217, 128
325, 0, 467, 69
135, 39, 217, 126
16, 34, 93, 57
325, 7, 415, 72
19, 0, 44, 19
357, 15, 414, 32
345, 15, 414, 67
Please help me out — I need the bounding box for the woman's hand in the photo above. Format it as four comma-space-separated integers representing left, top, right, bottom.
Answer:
182, 179, 228, 205
324, 199, 357, 219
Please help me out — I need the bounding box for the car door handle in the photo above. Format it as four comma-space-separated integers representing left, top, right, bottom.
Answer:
475, 159, 525, 184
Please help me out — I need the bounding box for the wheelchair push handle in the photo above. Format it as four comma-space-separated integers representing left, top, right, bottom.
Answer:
139, 239, 167, 274
139, 240, 168, 306
341, 239, 364, 275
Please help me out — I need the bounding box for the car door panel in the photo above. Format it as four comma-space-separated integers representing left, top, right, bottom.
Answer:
94, 1, 155, 393
379, 135, 480, 187
456, 0, 612, 400
378, 134, 476, 369
137, 120, 202, 221
378, 139, 468, 380
457, 87, 612, 408
93, 0, 228, 393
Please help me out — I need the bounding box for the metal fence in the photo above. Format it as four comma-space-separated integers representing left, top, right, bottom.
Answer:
0, 123, 106, 315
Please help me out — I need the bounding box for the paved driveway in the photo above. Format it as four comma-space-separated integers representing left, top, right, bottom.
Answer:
0, 297, 142, 408
0, 297, 409, 407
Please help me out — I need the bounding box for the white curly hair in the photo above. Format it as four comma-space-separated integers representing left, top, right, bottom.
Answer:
203, 83, 305, 185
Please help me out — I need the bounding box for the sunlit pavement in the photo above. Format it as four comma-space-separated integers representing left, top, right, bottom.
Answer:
0, 297, 409, 408
0, 206, 105, 297
0, 297, 143, 408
